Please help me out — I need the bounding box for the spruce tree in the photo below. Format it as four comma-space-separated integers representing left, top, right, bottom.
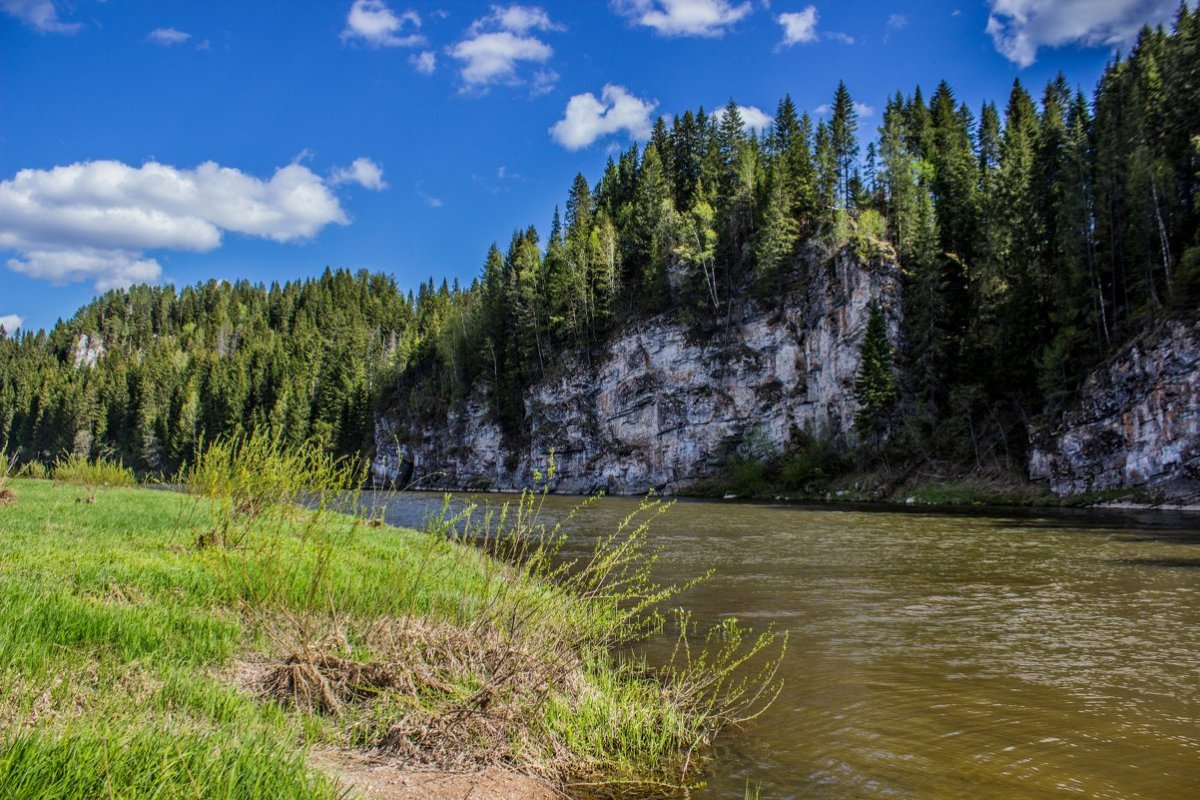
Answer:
830, 82, 860, 208
854, 304, 898, 440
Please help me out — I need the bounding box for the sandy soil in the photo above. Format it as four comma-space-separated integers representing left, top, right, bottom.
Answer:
312, 750, 562, 800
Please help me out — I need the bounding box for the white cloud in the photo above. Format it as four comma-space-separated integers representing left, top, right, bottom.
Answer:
0, 314, 22, 334
887, 13, 908, 29
550, 84, 657, 150
415, 184, 443, 207
814, 101, 875, 118
330, 157, 388, 190
451, 31, 552, 87
148, 27, 191, 45
716, 104, 772, 133
450, 6, 561, 91
826, 30, 855, 44
8, 249, 163, 292
0, 159, 361, 291
342, 0, 424, 48
0, 0, 79, 33
410, 50, 436, 74
777, 6, 818, 45
616, 0, 753, 37
471, 4, 563, 34
530, 68, 558, 96
986, 0, 1178, 67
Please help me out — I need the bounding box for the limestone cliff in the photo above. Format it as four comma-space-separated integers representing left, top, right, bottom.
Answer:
1029, 316, 1200, 503
372, 247, 902, 494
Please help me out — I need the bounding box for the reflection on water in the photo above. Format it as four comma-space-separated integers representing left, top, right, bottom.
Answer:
361, 492, 1200, 799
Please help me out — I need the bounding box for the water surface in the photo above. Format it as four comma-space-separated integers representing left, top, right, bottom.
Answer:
363, 492, 1200, 799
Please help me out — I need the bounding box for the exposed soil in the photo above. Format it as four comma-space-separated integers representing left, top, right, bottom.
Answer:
312, 749, 561, 800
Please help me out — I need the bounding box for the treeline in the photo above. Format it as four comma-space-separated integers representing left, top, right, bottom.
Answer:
394, 83, 872, 437
4, 10, 1198, 473
396, 9, 1200, 467
0, 270, 415, 472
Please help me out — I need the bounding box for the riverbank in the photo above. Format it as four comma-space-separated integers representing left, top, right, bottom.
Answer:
0, 474, 776, 798
682, 460, 1200, 510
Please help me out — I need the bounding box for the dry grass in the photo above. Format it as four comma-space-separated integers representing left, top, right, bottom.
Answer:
0, 455, 16, 506
224, 476, 785, 796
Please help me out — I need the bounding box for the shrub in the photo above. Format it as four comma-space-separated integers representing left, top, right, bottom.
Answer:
182, 431, 362, 548
51, 455, 135, 489
0, 456, 16, 506
850, 208, 889, 262
17, 461, 47, 480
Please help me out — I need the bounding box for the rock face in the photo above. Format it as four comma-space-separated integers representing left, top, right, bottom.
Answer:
73, 334, 104, 368
372, 247, 902, 494
1029, 317, 1200, 503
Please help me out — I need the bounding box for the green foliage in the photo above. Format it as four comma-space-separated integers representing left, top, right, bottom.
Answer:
183, 431, 361, 548
1, 269, 411, 474
850, 208, 889, 261
51, 455, 136, 488
16, 461, 47, 480
710, 429, 849, 498
854, 305, 899, 439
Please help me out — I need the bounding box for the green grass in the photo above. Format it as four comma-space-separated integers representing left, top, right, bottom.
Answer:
0, 476, 779, 797
0, 479, 337, 799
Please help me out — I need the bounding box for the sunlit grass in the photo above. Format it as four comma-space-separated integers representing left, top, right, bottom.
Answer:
0, 463, 781, 797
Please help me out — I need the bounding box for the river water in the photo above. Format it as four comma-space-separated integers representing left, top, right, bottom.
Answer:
362, 492, 1200, 799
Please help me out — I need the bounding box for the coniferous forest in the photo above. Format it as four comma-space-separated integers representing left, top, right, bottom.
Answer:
3, 11, 1198, 479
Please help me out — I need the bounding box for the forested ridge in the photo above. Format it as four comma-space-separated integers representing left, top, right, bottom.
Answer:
3, 10, 1198, 477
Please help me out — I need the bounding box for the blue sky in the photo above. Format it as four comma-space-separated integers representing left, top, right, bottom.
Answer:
0, 0, 1184, 334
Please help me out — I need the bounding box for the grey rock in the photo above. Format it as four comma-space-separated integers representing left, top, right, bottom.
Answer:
374, 247, 901, 495
1029, 317, 1200, 503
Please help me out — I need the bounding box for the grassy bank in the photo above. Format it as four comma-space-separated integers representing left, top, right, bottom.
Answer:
689, 462, 1177, 509
0, 454, 779, 798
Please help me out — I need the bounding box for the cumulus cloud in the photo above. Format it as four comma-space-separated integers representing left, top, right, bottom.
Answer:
716, 104, 772, 133
986, 0, 1178, 67
471, 4, 562, 34
0, 159, 362, 291
147, 27, 191, 45
550, 84, 657, 151
615, 0, 753, 37
342, 0, 423, 47
330, 157, 387, 190
410, 50, 436, 74
8, 249, 163, 292
450, 5, 560, 91
0, 314, 22, 335
0, 0, 79, 33
777, 6, 818, 45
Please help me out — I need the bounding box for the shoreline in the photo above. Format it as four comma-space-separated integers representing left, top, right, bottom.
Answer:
0, 474, 780, 799
367, 482, 1200, 515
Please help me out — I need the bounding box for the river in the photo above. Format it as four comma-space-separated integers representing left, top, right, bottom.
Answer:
361, 491, 1200, 799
